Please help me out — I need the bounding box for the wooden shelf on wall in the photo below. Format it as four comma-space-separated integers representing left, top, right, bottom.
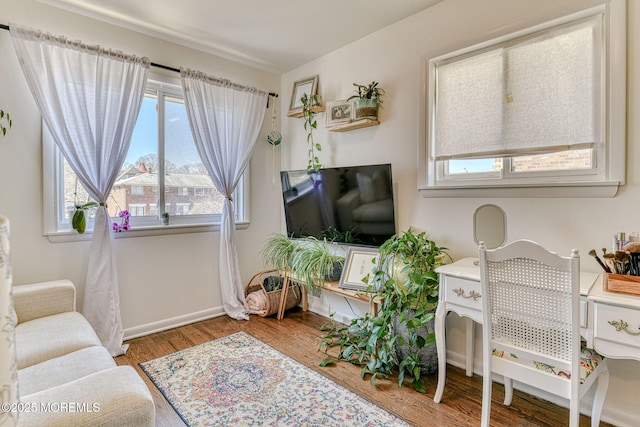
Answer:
327, 119, 380, 132
287, 105, 325, 118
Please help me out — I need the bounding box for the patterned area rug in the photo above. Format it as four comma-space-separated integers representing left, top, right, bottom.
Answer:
140, 331, 410, 427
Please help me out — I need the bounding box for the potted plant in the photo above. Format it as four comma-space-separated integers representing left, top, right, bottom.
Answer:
71, 201, 98, 234
320, 228, 450, 393
261, 233, 299, 273
347, 81, 385, 121
261, 234, 344, 288
300, 93, 322, 170
290, 237, 344, 287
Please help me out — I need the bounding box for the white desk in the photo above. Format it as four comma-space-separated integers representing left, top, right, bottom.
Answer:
588, 284, 640, 361
433, 257, 600, 403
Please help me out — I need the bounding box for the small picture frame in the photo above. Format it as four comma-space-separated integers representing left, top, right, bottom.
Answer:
326, 100, 353, 127
339, 247, 381, 291
289, 75, 319, 115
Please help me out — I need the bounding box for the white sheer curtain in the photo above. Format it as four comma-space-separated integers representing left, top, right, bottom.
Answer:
10, 24, 149, 356
180, 68, 267, 320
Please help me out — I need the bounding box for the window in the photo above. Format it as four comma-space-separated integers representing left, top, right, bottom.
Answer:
44, 77, 248, 235
418, 1, 625, 197
129, 204, 146, 216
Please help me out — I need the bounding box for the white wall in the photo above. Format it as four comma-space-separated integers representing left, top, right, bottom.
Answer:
281, 0, 640, 425
0, 0, 281, 333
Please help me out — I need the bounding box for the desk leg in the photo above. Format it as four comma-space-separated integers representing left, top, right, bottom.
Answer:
433, 303, 446, 403
465, 317, 475, 377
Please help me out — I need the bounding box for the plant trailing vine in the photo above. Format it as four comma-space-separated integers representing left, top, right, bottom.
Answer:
0, 110, 12, 137
319, 228, 451, 393
300, 93, 322, 170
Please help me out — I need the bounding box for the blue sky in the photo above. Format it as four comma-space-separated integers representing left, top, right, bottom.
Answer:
126, 96, 200, 168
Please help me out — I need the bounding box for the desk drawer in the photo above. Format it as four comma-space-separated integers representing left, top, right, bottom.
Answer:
444, 276, 482, 310
593, 302, 640, 349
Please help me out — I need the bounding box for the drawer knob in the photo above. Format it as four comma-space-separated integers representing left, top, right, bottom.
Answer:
608, 319, 640, 336
453, 288, 481, 301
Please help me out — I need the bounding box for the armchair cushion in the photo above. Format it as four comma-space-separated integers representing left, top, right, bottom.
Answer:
19, 366, 155, 427
13, 280, 75, 323
18, 346, 116, 396
15, 311, 101, 369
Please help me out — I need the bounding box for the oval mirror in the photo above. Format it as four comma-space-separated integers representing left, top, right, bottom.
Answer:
473, 204, 507, 249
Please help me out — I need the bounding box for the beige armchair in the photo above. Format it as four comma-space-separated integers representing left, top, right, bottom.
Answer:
0, 215, 155, 427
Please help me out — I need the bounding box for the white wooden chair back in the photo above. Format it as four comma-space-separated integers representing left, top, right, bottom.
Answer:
478, 239, 608, 427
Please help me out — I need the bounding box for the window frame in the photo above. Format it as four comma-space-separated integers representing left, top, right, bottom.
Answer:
42, 74, 251, 242
417, 0, 626, 198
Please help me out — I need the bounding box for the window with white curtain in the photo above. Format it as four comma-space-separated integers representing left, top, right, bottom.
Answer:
418, 1, 626, 197
44, 77, 248, 237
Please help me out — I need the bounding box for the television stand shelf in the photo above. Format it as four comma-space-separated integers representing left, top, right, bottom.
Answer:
277, 272, 381, 320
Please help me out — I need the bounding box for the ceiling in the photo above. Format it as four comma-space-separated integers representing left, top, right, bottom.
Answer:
39, 0, 443, 73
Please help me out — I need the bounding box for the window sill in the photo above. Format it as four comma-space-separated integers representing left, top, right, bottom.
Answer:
418, 182, 620, 198
45, 221, 249, 243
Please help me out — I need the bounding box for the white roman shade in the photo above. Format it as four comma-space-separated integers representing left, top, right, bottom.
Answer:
434, 15, 601, 160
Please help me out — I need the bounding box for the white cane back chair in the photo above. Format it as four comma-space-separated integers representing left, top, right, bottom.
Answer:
478, 240, 609, 427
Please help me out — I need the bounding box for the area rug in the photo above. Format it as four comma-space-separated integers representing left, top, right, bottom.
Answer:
140, 331, 410, 427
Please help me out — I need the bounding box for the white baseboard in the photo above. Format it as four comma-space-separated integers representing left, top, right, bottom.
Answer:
123, 306, 226, 340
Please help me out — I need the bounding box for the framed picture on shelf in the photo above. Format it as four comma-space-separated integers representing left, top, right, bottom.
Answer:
289, 75, 319, 115
339, 247, 381, 291
326, 100, 353, 127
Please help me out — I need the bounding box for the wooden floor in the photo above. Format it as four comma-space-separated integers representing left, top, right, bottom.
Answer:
115, 308, 612, 427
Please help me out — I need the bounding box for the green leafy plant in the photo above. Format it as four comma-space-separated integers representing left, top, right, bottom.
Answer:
289, 237, 344, 288
261, 234, 344, 289
0, 110, 12, 137
320, 228, 450, 393
261, 233, 299, 272
301, 93, 322, 170
71, 201, 98, 234
347, 81, 385, 104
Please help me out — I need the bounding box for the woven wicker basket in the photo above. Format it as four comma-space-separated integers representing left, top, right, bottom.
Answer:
244, 269, 301, 317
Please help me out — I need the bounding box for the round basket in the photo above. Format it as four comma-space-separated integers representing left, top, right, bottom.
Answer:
244, 269, 301, 317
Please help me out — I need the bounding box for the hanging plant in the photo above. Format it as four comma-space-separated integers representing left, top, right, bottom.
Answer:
0, 110, 12, 137
72, 201, 98, 234
301, 93, 322, 170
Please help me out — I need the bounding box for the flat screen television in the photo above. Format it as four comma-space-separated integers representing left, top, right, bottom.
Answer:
280, 164, 396, 247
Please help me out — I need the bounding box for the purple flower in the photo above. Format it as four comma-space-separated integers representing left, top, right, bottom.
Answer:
112, 210, 131, 232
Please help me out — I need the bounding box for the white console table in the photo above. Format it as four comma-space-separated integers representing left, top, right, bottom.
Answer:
433, 257, 600, 403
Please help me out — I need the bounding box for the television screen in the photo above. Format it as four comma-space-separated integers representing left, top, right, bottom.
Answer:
280, 164, 396, 247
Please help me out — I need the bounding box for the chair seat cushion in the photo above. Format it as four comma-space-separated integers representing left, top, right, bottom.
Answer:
492, 340, 604, 383
15, 311, 101, 369
18, 346, 116, 396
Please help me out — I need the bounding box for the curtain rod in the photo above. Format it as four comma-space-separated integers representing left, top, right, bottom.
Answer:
0, 23, 279, 106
